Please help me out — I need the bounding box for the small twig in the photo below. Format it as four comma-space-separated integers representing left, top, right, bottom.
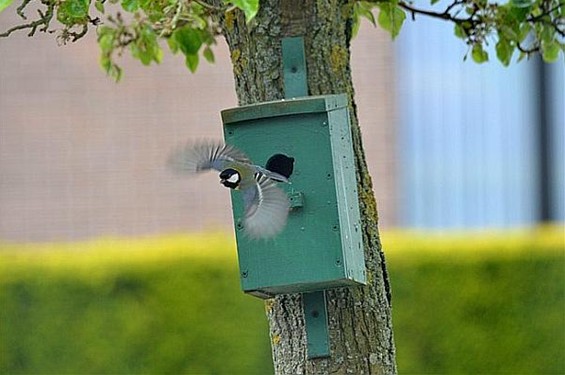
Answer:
16, 0, 32, 19
444, 0, 466, 16
399, 1, 455, 21
516, 41, 540, 54
193, 0, 225, 11
70, 24, 89, 42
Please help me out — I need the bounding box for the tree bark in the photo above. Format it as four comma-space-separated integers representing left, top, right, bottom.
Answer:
214, 1, 397, 373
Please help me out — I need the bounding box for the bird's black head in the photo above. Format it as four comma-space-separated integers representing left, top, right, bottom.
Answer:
219, 168, 241, 189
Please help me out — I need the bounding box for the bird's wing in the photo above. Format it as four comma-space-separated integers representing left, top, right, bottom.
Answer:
168, 141, 251, 174
241, 174, 290, 239
253, 165, 289, 183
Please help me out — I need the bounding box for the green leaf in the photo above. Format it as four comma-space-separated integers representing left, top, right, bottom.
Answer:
0, 0, 14, 13
153, 47, 163, 64
97, 26, 123, 81
352, 1, 377, 38
355, 1, 377, 27
57, 0, 90, 26
167, 37, 179, 54
517, 51, 527, 62
203, 46, 215, 63
496, 38, 514, 66
454, 24, 467, 39
471, 43, 489, 63
185, 53, 199, 73
540, 24, 554, 45
509, 5, 530, 22
518, 23, 531, 42
131, 44, 149, 65
135, 0, 165, 21
121, 0, 139, 12
98, 31, 115, 51
500, 25, 519, 41
109, 65, 123, 82
99, 55, 122, 82
173, 27, 202, 56
226, 0, 259, 22
192, 13, 208, 30
542, 40, 560, 63
510, 0, 534, 8
377, 3, 406, 39
129, 24, 162, 66
352, 13, 361, 38
94, 0, 105, 13
64, 0, 89, 18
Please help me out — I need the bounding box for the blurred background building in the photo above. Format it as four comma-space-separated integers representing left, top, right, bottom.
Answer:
0, 13, 563, 243
396, 15, 564, 229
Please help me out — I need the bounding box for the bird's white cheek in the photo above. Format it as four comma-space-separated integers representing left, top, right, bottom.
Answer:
227, 174, 240, 184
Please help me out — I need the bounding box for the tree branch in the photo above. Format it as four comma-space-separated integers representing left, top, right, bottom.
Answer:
399, 0, 564, 32
0, 4, 54, 38
517, 41, 540, 54
398, 0, 468, 23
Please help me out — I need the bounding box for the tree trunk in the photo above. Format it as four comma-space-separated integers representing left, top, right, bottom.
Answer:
214, 1, 397, 373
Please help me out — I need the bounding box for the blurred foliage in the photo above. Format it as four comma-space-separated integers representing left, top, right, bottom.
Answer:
0, 226, 563, 374
0, 234, 273, 374
0, 0, 259, 81
353, 0, 564, 64
383, 225, 565, 374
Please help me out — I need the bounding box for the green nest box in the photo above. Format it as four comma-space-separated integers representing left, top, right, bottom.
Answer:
221, 94, 366, 299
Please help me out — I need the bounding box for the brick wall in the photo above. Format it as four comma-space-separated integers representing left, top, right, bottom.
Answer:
0, 14, 397, 242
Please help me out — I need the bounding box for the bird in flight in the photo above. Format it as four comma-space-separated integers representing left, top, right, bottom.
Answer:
168, 141, 294, 239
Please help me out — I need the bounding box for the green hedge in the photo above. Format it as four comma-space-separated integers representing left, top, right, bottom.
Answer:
0, 227, 563, 374
0, 234, 273, 374
383, 227, 564, 374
